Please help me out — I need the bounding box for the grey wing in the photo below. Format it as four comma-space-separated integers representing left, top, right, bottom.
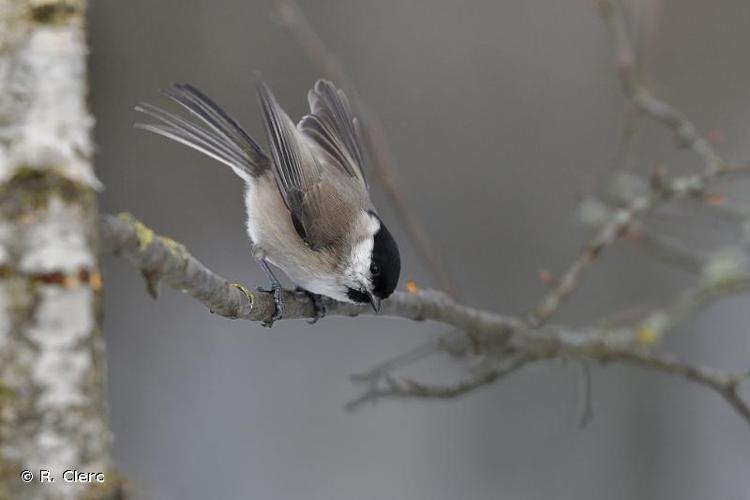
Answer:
298, 79, 368, 190
257, 81, 347, 249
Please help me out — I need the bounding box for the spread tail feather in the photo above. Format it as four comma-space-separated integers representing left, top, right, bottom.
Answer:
135, 83, 270, 180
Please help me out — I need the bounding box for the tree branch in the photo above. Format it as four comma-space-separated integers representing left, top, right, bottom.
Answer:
625, 226, 706, 273
100, 213, 521, 331
101, 212, 750, 426
100, 0, 750, 430
598, 0, 723, 174
528, 0, 736, 327
603, 350, 750, 423
346, 353, 536, 411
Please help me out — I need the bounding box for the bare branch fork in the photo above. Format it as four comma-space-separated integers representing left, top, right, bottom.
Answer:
529, 0, 744, 327
102, 0, 750, 425
100, 212, 750, 420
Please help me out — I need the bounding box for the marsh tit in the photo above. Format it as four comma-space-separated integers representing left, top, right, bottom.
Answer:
136, 80, 400, 322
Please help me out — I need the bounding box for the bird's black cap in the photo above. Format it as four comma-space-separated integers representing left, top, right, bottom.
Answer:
370, 215, 400, 299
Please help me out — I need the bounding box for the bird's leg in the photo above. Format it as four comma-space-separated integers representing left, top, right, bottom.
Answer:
257, 259, 284, 326
294, 287, 327, 324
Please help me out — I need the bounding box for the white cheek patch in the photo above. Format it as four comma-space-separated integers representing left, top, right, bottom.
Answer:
349, 238, 374, 281
345, 213, 379, 283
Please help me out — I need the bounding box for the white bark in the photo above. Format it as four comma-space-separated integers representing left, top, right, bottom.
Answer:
0, 4, 98, 187
0, 2, 113, 499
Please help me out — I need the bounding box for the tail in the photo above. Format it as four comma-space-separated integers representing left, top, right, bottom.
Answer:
135, 83, 269, 181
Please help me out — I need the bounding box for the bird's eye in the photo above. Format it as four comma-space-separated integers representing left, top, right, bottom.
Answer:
370, 263, 380, 276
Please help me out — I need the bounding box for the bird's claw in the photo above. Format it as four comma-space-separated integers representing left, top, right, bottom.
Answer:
256, 284, 285, 327
294, 287, 327, 324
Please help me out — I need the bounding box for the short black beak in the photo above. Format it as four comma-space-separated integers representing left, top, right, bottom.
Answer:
368, 292, 381, 313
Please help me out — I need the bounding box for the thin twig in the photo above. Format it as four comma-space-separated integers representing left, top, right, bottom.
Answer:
603, 350, 750, 423
529, 194, 654, 326
346, 354, 535, 411
350, 337, 444, 385
598, 0, 723, 174
272, 0, 459, 297
658, 268, 750, 332
528, 1, 734, 326
626, 226, 706, 273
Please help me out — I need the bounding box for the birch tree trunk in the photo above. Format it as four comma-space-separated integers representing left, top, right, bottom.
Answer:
0, 1, 113, 499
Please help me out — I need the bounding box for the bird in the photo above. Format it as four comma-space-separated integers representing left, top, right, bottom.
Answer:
135, 79, 401, 324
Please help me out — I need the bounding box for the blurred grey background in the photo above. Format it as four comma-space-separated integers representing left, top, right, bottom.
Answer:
90, 0, 750, 498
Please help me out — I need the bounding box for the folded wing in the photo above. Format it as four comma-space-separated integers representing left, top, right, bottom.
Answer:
298, 79, 368, 190
258, 81, 356, 250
